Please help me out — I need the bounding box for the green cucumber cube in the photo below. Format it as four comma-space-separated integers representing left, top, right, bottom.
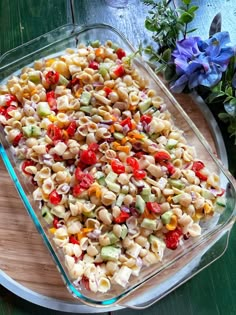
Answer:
101, 246, 121, 261
135, 195, 146, 214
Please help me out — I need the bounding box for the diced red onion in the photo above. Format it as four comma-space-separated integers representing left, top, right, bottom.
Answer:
121, 205, 130, 213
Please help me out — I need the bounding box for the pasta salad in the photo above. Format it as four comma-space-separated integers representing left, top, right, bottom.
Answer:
0, 40, 226, 294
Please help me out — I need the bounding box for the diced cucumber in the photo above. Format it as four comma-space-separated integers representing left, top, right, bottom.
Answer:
148, 234, 159, 244
172, 193, 183, 204
106, 180, 120, 193
97, 176, 106, 186
166, 139, 178, 149
22, 125, 41, 137
80, 106, 92, 114
141, 218, 157, 230
116, 193, 125, 207
113, 132, 124, 140
101, 246, 121, 261
28, 71, 41, 84
99, 62, 114, 70
80, 91, 91, 106
138, 98, 152, 113
142, 193, 156, 202
135, 195, 146, 214
99, 67, 108, 77
141, 187, 151, 196
95, 171, 105, 179
120, 224, 128, 239
90, 40, 100, 48
201, 188, 215, 200
216, 196, 226, 207
41, 206, 54, 224
161, 210, 173, 225
169, 179, 185, 190
107, 231, 119, 244
37, 102, 51, 117
58, 74, 69, 86
105, 171, 118, 183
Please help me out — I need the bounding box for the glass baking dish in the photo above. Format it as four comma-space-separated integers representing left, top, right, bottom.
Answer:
0, 23, 236, 309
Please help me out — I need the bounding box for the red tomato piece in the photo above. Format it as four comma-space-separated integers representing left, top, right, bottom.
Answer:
133, 169, 146, 180
114, 211, 130, 223
146, 202, 162, 214
0, 107, 6, 116
111, 159, 125, 174
195, 171, 208, 181
47, 124, 62, 141
192, 161, 205, 172
73, 184, 84, 197
103, 86, 113, 96
80, 174, 94, 189
6, 105, 17, 119
126, 156, 139, 170
80, 149, 97, 165
5, 94, 17, 106
134, 151, 145, 159
88, 143, 99, 152
120, 117, 132, 129
113, 65, 125, 77
66, 121, 77, 137
45, 71, 60, 85
69, 235, 80, 245
53, 217, 59, 228
140, 115, 152, 124
88, 61, 99, 70
46, 91, 57, 110
165, 228, 182, 250
75, 167, 83, 181
165, 162, 175, 176
22, 160, 35, 175
81, 276, 90, 290
49, 190, 62, 205
116, 48, 126, 59
12, 132, 23, 147
155, 151, 171, 162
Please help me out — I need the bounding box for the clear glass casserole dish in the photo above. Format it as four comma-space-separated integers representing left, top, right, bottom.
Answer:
0, 23, 236, 309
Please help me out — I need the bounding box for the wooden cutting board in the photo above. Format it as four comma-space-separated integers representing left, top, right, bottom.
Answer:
0, 93, 216, 305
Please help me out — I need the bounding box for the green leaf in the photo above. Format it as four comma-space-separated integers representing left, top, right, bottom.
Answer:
182, 0, 191, 5
186, 28, 198, 34
179, 12, 194, 24
162, 48, 171, 62
218, 112, 230, 122
145, 19, 157, 32
226, 86, 233, 96
164, 63, 176, 81
188, 5, 198, 14
229, 98, 236, 106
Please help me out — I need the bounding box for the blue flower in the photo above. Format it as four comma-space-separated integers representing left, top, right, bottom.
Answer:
170, 32, 235, 93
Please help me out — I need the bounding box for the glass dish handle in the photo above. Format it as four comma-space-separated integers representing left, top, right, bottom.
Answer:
117, 223, 234, 310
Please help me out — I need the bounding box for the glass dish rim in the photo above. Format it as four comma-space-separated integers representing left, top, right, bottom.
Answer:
0, 22, 236, 308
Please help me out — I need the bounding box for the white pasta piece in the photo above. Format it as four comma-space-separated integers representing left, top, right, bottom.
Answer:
93, 92, 111, 106
56, 95, 70, 111
32, 144, 47, 155
147, 164, 164, 178
32, 187, 43, 201
51, 205, 66, 218
53, 227, 69, 247
113, 266, 132, 288
97, 277, 111, 293
42, 177, 54, 194
142, 251, 160, 266
126, 242, 142, 259
188, 223, 201, 237
49, 141, 67, 156
67, 220, 83, 235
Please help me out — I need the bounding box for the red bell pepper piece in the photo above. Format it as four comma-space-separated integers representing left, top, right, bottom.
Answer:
113, 65, 125, 77
111, 159, 125, 174
146, 202, 162, 214
140, 115, 152, 124
45, 71, 60, 85
116, 48, 126, 59
114, 210, 130, 223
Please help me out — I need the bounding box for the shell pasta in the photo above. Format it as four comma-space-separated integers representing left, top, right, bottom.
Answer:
0, 40, 226, 293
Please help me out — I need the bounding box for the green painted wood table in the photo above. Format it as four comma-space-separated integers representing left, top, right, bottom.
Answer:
0, 1, 236, 315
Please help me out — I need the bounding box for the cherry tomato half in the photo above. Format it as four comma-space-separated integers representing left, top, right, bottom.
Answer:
66, 121, 77, 137
103, 86, 113, 96
146, 202, 162, 214
116, 48, 126, 59
80, 149, 97, 165
155, 151, 171, 162
22, 160, 35, 175
165, 228, 182, 250
133, 169, 146, 180
126, 156, 139, 170
46, 91, 57, 110
47, 124, 62, 141
111, 159, 125, 174
49, 190, 62, 205
45, 71, 60, 85
80, 174, 94, 189
12, 132, 23, 147
5, 94, 17, 106
88, 61, 99, 70
140, 115, 152, 124
114, 211, 130, 223
192, 161, 205, 172
113, 65, 125, 77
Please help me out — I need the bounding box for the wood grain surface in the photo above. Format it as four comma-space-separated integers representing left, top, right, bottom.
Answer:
1, 1, 236, 315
